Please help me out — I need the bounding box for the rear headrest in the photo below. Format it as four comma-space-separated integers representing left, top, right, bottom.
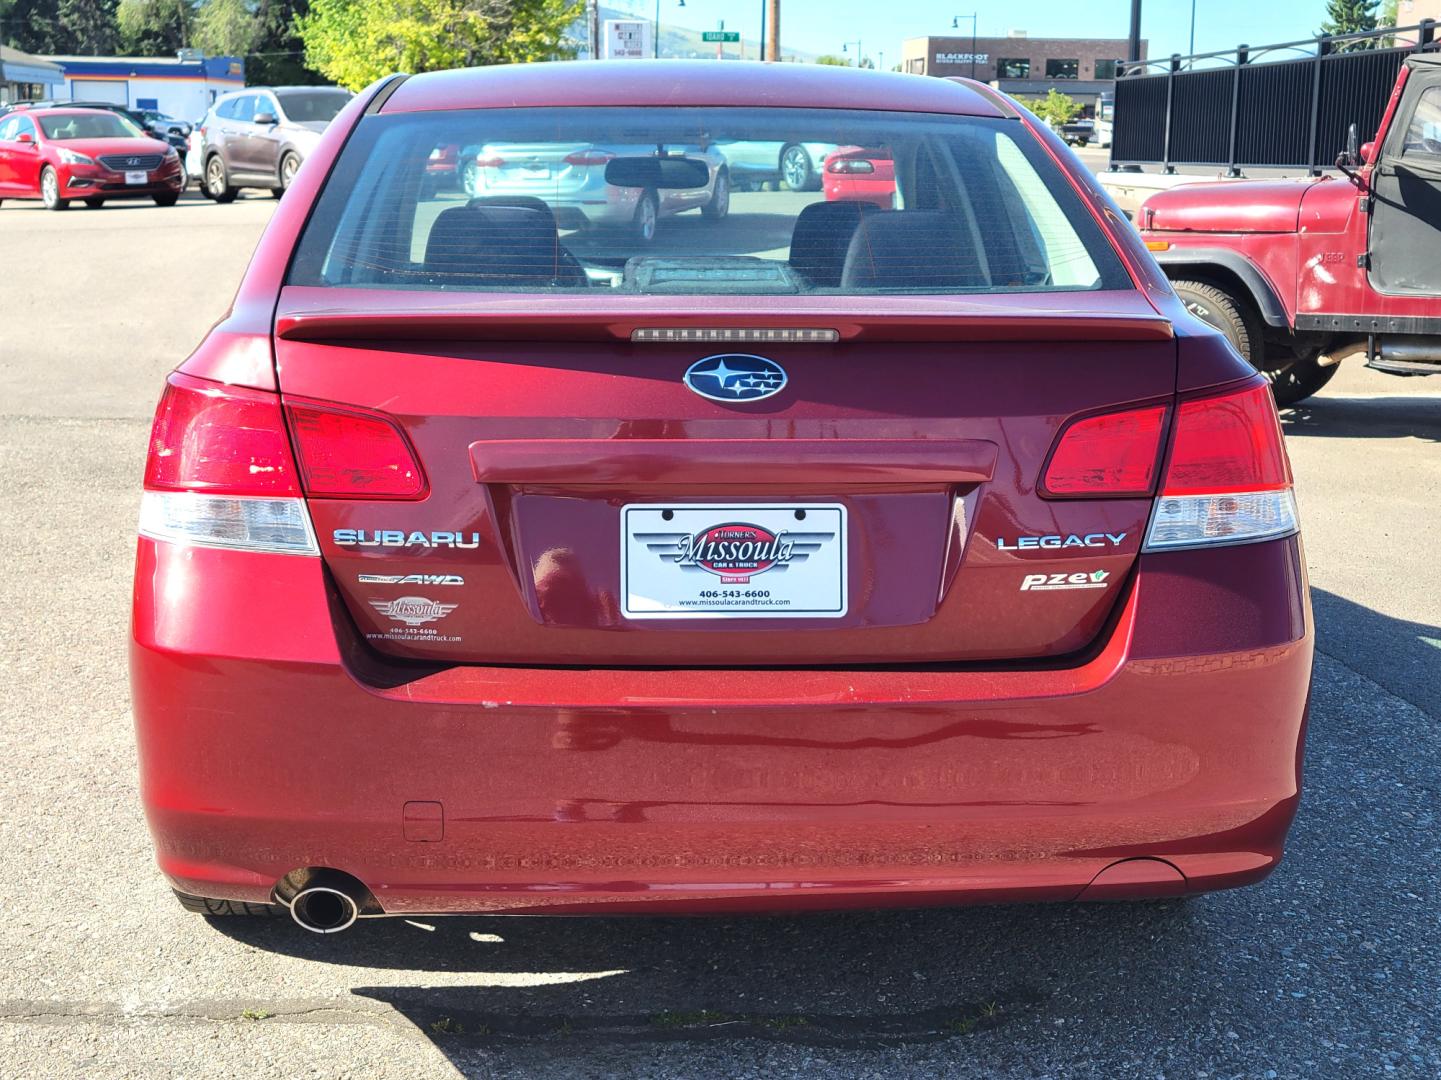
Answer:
423, 204, 575, 288
467, 194, 558, 228
788, 200, 877, 287
840, 210, 989, 291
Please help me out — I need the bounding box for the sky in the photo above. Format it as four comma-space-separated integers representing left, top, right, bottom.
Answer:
611, 0, 1333, 67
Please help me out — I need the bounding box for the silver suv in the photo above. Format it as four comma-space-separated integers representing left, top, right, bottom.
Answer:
199, 86, 351, 201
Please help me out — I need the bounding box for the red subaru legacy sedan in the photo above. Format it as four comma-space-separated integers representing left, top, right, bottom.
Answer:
131, 62, 1312, 934
0, 107, 183, 210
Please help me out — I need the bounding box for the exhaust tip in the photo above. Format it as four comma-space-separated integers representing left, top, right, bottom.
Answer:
289, 885, 360, 934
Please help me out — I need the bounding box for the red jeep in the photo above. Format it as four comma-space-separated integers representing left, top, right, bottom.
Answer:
1137, 51, 1441, 404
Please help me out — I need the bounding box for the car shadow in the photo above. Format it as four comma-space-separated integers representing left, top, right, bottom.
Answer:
1281, 391, 1441, 441
213, 897, 1194, 1048
1311, 585, 1441, 720
199, 587, 1440, 1074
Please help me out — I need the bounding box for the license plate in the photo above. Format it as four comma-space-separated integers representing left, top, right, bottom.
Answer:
125, 170, 147, 185
519, 165, 550, 179
620, 503, 847, 619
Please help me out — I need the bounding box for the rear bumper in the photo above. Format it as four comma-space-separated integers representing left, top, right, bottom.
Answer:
131, 536, 1312, 915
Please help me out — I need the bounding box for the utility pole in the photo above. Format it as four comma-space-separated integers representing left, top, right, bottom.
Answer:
767, 0, 780, 61
588, 0, 600, 59
1127, 0, 1143, 66
951, 14, 978, 80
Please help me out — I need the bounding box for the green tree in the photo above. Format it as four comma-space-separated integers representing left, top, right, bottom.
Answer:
57, 0, 121, 53
297, 0, 576, 90
246, 0, 321, 84
194, 0, 260, 55
815, 54, 849, 66
117, 0, 196, 52
0, 0, 130, 55
1320, 0, 1379, 48
1029, 88, 1079, 128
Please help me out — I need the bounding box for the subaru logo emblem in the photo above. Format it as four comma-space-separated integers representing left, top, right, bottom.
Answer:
683, 354, 788, 403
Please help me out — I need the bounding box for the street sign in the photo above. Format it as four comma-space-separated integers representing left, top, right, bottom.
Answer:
603, 19, 651, 59
702, 31, 740, 42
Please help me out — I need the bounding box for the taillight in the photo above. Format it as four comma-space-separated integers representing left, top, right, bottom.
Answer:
1144, 381, 1298, 551
564, 150, 614, 167
286, 402, 426, 499
472, 154, 505, 168
827, 158, 876, 174
1042, 404, 1166, 497
140, 373, 316, 555
145, 373, 298, 495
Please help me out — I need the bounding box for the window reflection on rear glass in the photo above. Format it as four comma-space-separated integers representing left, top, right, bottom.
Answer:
276, 90, 351, 123
287, 107, 1129, 296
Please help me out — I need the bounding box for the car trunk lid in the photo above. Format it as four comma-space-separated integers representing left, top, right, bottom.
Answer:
275, 286, 1175, 666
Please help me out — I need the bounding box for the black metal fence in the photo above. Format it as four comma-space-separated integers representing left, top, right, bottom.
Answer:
1112, 22, 1439, 173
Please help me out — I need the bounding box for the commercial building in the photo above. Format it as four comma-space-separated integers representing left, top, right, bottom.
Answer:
900, 32, 1145, 116
42, 53, 245, 120
0, 45, 65, 104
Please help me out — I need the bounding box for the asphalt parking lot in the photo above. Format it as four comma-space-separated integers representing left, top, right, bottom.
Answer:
1, 188, 1438, 1079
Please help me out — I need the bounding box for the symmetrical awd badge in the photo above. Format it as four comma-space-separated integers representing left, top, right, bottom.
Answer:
683, 354, 788, 403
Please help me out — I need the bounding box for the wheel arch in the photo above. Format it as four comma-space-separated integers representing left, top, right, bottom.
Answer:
1154, 248, 1289, 329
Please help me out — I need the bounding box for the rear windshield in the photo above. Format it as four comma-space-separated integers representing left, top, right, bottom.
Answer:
40, 112, 143, 140
288, 106, 1130, 297
277, 90, 351, 123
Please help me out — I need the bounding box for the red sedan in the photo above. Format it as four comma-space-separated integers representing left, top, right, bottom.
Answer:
131, 61, 1312, 934
0, 107, 183, 210
823, 145, 896, 207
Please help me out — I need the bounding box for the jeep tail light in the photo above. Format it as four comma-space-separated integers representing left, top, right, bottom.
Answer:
1144, 380, 1298, 551
140, 372, 317, 555
286, 402, 426, 499
1042, 404, 1166, 496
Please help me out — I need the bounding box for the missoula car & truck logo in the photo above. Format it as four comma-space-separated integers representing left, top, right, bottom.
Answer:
367, 596, 460, 626
642, 521, 836, 585
683, 355, 788, 402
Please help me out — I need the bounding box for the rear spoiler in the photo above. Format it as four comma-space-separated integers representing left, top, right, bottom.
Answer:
276, 309, 1175, 344
274, 291, 1175, 344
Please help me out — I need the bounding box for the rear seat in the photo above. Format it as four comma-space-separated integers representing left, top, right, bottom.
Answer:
839, 210, 990, 290
788, 200, 878, 287
422, 202, 588, 288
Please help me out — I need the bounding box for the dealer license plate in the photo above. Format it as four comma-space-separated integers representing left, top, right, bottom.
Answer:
125, 170, 147, 185
620, 503, 848, 619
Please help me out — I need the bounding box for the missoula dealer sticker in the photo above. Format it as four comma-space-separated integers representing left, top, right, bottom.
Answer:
620, 504, 848, 619
365, 595, 463, 643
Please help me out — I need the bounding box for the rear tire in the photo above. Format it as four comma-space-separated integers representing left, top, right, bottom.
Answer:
277, 151, 300, 193
1172, 278, 1334, 405
1262, 347, 1340, 406
173, 889, 285, 918
204, 155, 238, 203
631, 189, 659, 243
702, 168, 730, 221
780, 143, 818, 191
